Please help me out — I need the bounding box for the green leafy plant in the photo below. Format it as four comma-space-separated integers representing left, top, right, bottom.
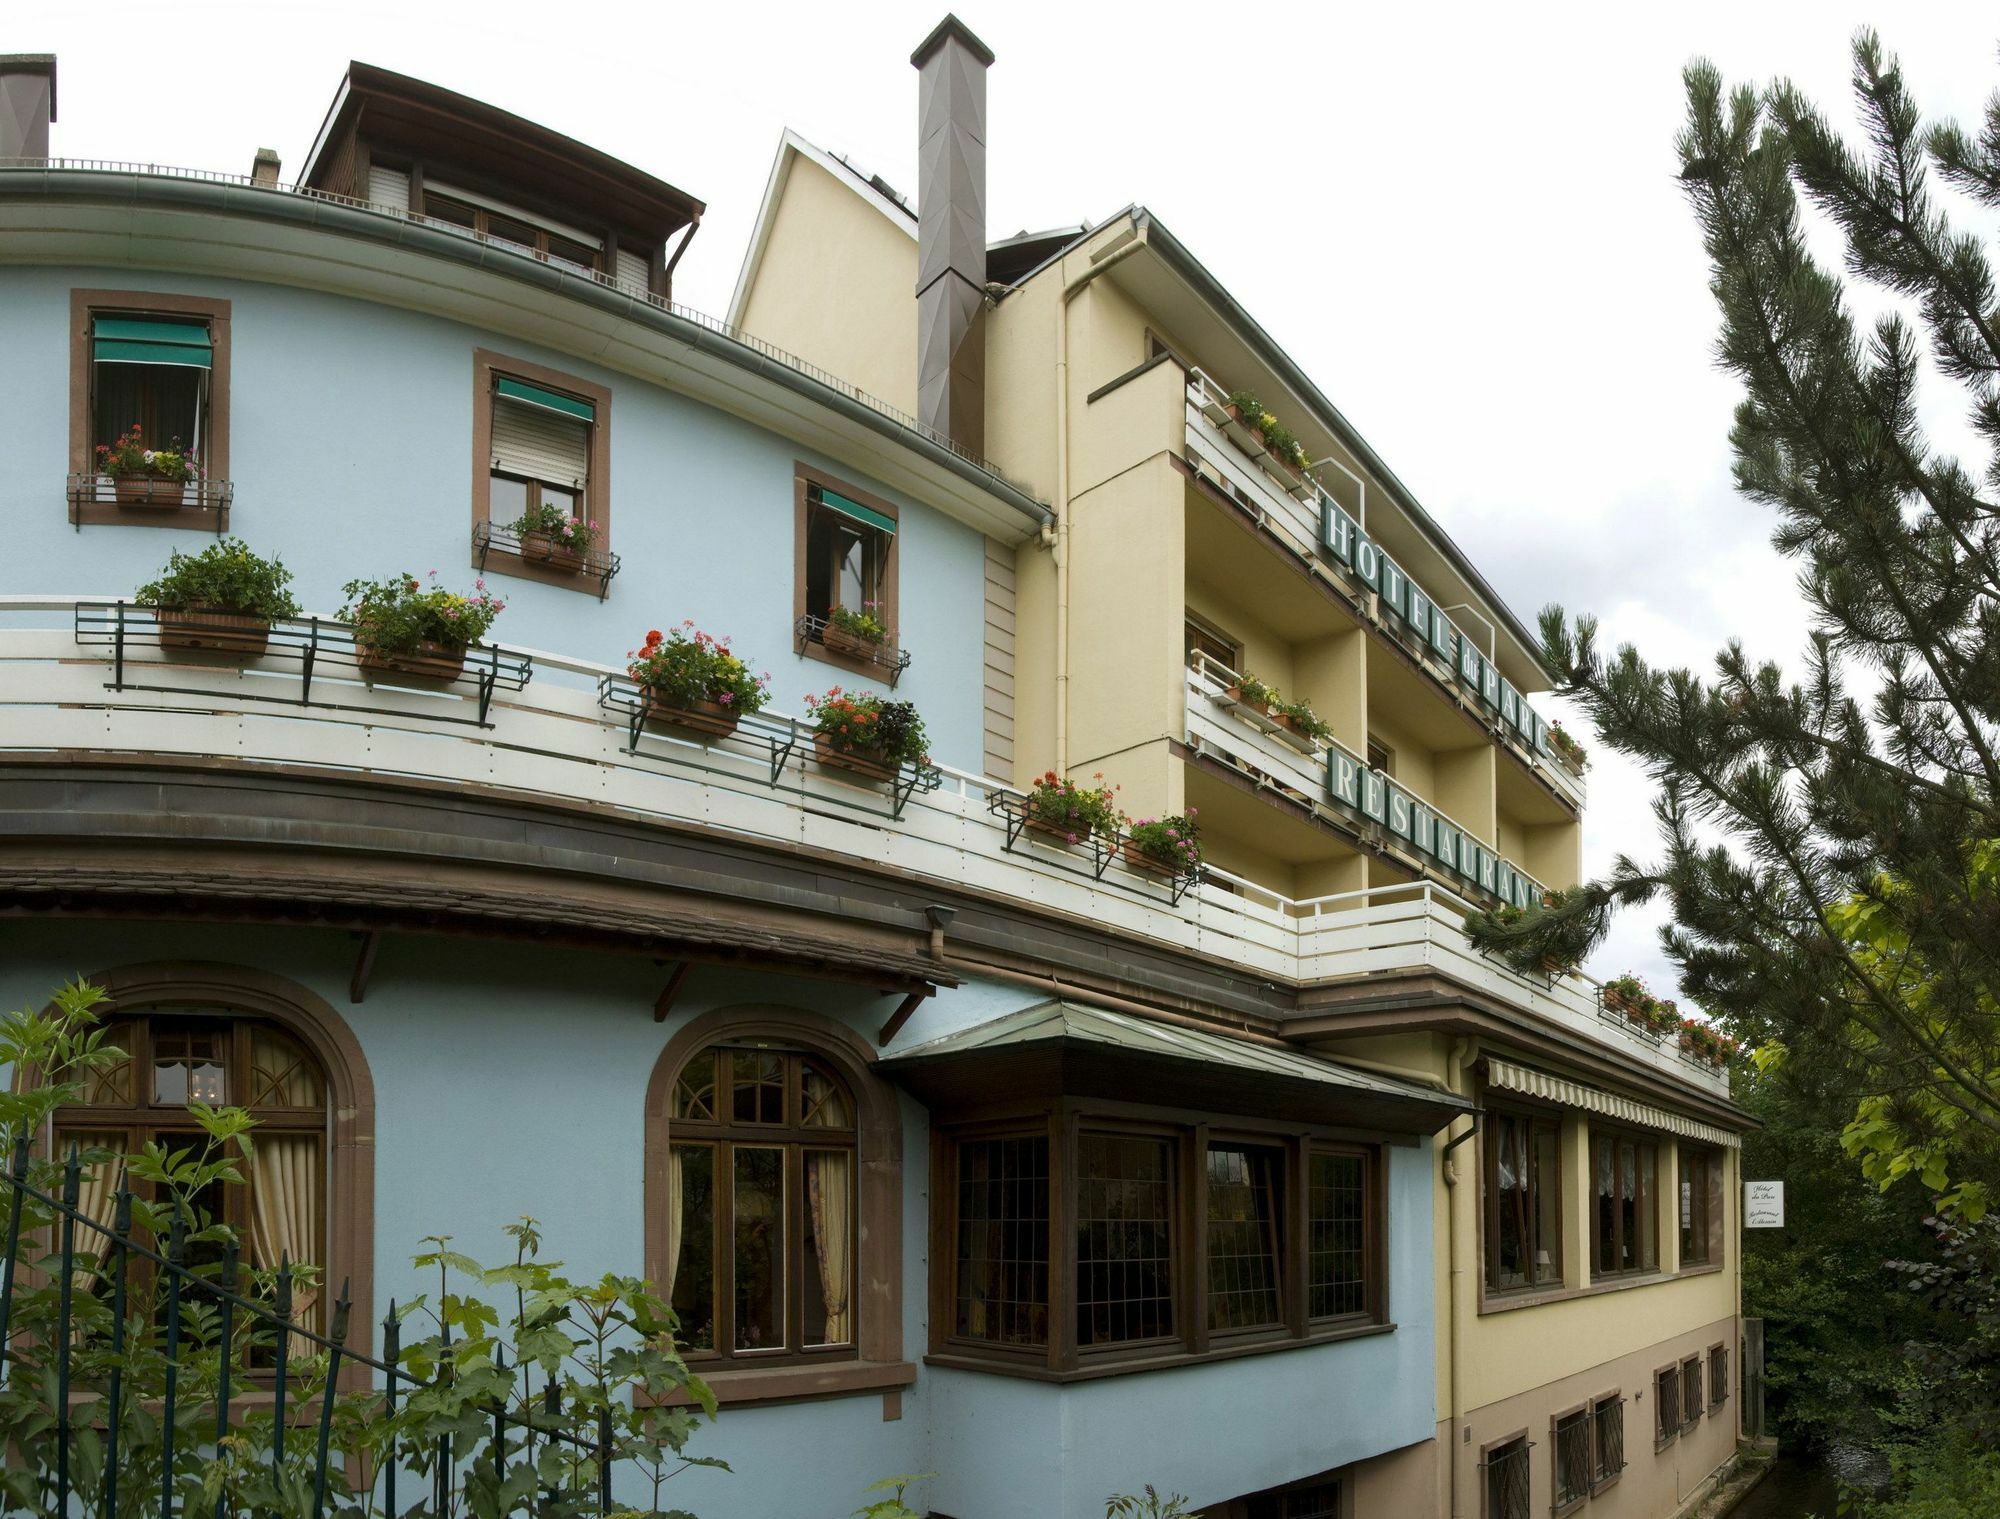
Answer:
1107, 1489, 1202, 1519
627, 621, 772, 713
341, 570, 506, 654
805, 686, 929, 766
1026, 770, 1125, 844
1126, 811, 1201, 873
855, 1473, 934, 1519
1546, 720, 1588, 769
511, 498, 599, 553
134, 538, 301, 620
1228, 673, 1332, 743
95, 421, 196, 481
827, 601, 890, 645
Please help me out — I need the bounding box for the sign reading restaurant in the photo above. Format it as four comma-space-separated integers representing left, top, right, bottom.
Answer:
1320, 498, 1549, 911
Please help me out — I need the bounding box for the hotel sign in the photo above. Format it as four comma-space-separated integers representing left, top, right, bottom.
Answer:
1320, 500, 1548, 910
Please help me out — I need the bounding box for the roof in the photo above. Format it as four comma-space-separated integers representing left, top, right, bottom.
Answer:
302, 61, 704, 239
887, 998, 1469, 1113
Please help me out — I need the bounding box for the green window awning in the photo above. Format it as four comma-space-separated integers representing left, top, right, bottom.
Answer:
816, 485, 896, 536
92, 316, 212, 369
495, 376, 595, 423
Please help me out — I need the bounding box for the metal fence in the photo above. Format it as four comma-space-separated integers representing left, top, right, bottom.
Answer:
0, 1137, 634, 1517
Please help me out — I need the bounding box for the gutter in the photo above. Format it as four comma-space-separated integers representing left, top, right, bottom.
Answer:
1135, 209, 1548, 677
0, 167, 1052, 532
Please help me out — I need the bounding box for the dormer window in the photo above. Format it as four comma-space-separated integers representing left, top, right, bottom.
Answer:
425, 185, 603, 274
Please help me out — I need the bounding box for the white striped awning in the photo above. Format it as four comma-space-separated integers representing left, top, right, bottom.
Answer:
1485, 1057, 1741, 1149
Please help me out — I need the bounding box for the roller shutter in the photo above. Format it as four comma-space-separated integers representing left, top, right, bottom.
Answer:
490, 382, 590, 489
368, 165, 410, 214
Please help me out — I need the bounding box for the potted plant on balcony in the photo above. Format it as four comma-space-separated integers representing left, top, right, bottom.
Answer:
805, 686, 928, 783
340, 571, 505, 682
626, 622, 771, 740
512, 500, 598, 572
1223, 388, 1263, 428
1022, 770, 1125, 850
1123, 810, 1201, 879
1547, 720, 1589, 772
1273, 695, 1333, 746
133, 538, 300, 658
97, 423, 197, 507
823, 601, 890, 659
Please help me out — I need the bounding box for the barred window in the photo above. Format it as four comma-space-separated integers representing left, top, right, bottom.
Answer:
1592, 1394, 1626, 1487
1682, 1354, 1704, 1428
1710, 1343, 1730, 1407
1483, 1435, 1532, 1519
1656, 1365, 1681, 1444
954, 1135, 1050, 1347
1076, 1134, 1176, 1347
1552, 1408, 1591, 1512
1247, 1478, 1342, 1519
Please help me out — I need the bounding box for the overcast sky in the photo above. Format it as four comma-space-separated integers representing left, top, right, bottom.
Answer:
18, 0, 1998, 997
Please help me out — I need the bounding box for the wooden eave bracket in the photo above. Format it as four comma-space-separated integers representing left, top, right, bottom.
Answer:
349, 929, 382, 1004
877, 985, 936, 1048
652, 961, 693, 1022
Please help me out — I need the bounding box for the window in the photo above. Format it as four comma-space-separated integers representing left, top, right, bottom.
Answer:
1482, 1434, 1531, 1519
1184, 614, 1240, 678
796, 466, 901, 669
1655, 1363, 1681, 1446
53, 1010, 328, 1334
471, 350, 611, 591
1206, 1143, 1284, 1332
1365, 737, 1394, 776
1681, 1354, 1704, 1429
1591, 1393, 1626, 1490
1591, 1130, 1658, 1278
664, 1045, 856, 1361
424, 187, 603, 271
954, 1134, 1050, 1347
1076, 1133, 1176, 1347
940, 1123, 1382, 1375
68, 289, 231, 528
1484, 1109, 1562, 1292
1680, 1147, 1722, 1267
1552, 1406, 1591, 1513
1710, 1343, 1730, 1408
1246, 1477, 1343, 1519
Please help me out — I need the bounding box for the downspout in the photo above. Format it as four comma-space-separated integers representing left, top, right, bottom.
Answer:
1440, 1037, 1480, 1519
1052, 220, 1146, 773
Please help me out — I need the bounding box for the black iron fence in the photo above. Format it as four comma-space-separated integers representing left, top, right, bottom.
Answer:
0, 1137, 648, 1517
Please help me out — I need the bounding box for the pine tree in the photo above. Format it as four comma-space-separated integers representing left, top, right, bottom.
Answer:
1467, 31, 2000, 1218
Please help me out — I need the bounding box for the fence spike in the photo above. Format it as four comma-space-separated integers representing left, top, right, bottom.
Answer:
214, 1239, 238, 1519
0, 1130, 30, 1376
272, 1249, 292, 1474
105, 1170, 132, 1516
55, 1145, 82, 1517
381, 1300, 401, 1519
161, 1207, 186, 1519
311, 1278, 352, 1519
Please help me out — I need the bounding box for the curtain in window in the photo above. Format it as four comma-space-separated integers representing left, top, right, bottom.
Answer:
60, 1131, 123, 1294
665, 1146, 684, 1295
250, 1133, 323, 1333
249, 1027, 324, 1108
806, 1150, 852, 1344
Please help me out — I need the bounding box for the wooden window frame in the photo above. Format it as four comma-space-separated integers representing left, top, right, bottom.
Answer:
469, 348, 612, 595
1184, 611, 1242, 679
68, 288, 232, 531
1678, 1146, 1722, 1270
1478, 1428, 1534, 1519
1709, 1341, 1730, 1409
1482, 1104, 1563, 1296
794, 463, 901, 678
1240, 1470, 1349, 1519
1653, 1362, 1681, 1450
929, 1102, 1387, 1382
422, 190, 603, 273
1365, 736, 1395, 778
1589, 1127, 1660, 1281
1680, 1353, 1704, 1430
643, 1007, 907, 1408
1548, 1400, 1592, 1516
1588, 1389, 1626, 1495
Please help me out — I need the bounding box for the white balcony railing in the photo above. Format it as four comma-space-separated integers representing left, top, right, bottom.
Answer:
1181, 369, 1587, 811
0, 598, 1722, 1095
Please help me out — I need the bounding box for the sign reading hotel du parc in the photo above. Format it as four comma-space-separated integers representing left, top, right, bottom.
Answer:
1317, 500, 1548, 910
1744, 1180, 1785, 1229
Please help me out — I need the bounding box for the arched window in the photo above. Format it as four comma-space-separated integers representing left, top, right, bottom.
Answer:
665, 1043, 858, 1361
54, 1009, 332, 1328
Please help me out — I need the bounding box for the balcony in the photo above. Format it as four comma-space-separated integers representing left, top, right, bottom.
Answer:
66, 473, 234, 533
0, 596, 1725, 1099
1180, 370, 1586, 812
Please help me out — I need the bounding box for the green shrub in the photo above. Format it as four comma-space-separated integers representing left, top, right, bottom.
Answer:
135, 538, 301, 619
341, 571, 505, 653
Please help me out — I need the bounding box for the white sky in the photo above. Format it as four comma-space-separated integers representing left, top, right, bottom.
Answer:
17, 0, 1998, 996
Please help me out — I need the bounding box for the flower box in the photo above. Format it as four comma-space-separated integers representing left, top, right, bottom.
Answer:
1120, 844, 1183, 879
520, 530, 585, 573
1022, 811, 1090, 849
112, 475, 186, 508
355, 639, 468, 683
156, 606, 271, 659
813, 732, 898, 783
642, 693, 740, 741
821, 623, 881, 660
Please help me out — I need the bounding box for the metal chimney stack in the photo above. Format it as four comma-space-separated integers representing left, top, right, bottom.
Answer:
911, 15, 992, 457
0, 55, 57, 160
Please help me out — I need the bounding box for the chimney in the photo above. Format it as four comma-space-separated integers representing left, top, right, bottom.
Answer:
0, 55, 56, 160
251, 147, 281, 187
911, 15, 992, 456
